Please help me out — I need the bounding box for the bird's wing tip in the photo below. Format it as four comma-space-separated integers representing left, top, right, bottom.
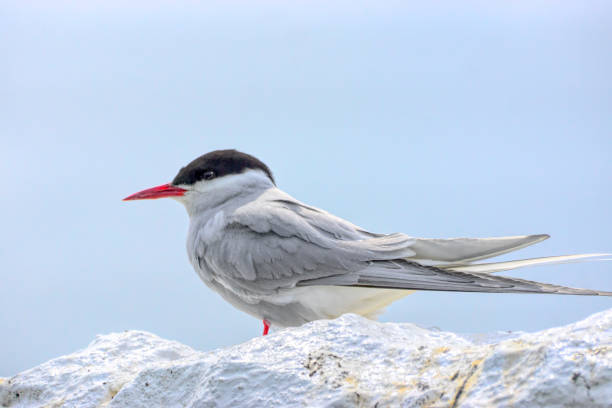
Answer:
530, 234, 550, 242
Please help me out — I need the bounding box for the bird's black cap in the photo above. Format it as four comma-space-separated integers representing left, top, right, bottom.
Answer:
172, 149, 275, 186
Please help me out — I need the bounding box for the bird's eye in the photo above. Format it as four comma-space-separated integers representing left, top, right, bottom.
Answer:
203, 170, 216, 181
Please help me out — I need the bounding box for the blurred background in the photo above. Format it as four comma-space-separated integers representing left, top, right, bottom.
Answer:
2, 1, 611, 376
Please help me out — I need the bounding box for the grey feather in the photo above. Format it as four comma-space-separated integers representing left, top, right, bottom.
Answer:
296, 259, 612, 296
409, 234, 550, 264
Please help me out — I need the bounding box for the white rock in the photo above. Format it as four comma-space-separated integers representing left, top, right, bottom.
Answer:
1, 309, 611, 408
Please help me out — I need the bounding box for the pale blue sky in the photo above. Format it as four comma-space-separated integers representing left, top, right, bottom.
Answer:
2, 1, 611, 376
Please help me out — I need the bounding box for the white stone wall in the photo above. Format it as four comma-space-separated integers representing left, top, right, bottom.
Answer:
2, 309, 611, 407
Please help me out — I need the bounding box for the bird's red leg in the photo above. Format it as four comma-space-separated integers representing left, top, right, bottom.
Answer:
262, 319, 271, 336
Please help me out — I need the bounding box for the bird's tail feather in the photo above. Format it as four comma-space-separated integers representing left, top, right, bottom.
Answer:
440, 253, 611, 274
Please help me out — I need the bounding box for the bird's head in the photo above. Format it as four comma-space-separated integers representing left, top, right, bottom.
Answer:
123, 149, 275, 212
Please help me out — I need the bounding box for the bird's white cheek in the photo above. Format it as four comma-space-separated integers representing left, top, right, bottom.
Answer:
170, 195, 188, 205
171, 190, 201, 215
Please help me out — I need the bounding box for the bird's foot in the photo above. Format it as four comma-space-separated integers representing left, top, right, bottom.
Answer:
262, 319, 271, 336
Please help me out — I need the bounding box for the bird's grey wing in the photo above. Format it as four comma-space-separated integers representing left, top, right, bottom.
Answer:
271, 191, 556, 264
202, 189, 611, 297
408, 234, 550, 264
199, 192, 416, 295
249, 189, 554, 265
297, 259, 612, 296
235, 189, 384, 242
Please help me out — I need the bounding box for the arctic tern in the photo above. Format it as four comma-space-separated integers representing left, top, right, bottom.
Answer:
124, 149, 611, 335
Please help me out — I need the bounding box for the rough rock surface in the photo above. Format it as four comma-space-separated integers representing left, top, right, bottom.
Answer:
1, 310, 611, 407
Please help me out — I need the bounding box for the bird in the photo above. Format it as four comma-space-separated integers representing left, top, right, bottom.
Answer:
124, 149, 611, 335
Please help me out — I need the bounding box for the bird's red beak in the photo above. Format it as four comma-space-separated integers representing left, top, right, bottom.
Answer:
123, 183, 187, 201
